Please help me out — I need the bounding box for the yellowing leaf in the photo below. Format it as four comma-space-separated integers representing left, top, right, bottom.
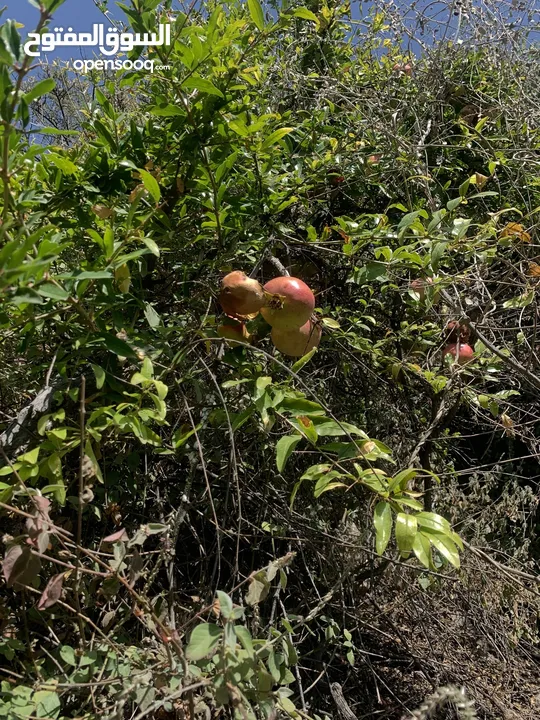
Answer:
115, 264, 131, 293
499, 222, 531, 242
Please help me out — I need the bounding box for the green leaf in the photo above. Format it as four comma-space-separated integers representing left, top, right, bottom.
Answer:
181, 76, 224, 97
395, 513, 417, 556
267, 649, 280, 682
144, 303, 161, 328
59, 644, 77, 667
33, 690, 61, 719
387, 467, 417, 493
0, 20, 22, 63
415, 512, 451, 533
261, 127, 295, 150
430, 242, 448, 273
245, 570, 270, 606
313, 475, 346, 498
103, 228, 114, 257
56, 271, 112, 280
23, 79, 55, 105
36, 283, 69, 301
276, 397, 325, 416
84, 441, 103, 483
288, 416, 318, 444
293, 7, 320, 24
173, 425, 201, 448
276, 434, 302, 472
248, 0, 265, 31
291, 347, 317, 372
91, 364, 106, 390
446, 197, 462, 212
142, 237, 160, 256
149, 103, 184, 116
503, 291, 534, 309
18, 447, 39, 465
216, 591, 233, 619
185, 623, 222, 661
397, 210, 428, 231
96, 333, 137, 359
412, 531, 432, 569
424, 530, 460, 568
48, 153, 78, 175
373, 502, 392, 555
138, 169, 161, 203
311, 417, 368, 438
234, 625, 254, 658
394, 496, 423, 511
36, 126, 79, 136
10, 288, 44, 306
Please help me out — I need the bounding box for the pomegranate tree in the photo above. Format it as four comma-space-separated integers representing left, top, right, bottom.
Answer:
261, 276, 315, 331
271, 319, 322, 357
219, 271, 265, 319
443, 343, 474, 365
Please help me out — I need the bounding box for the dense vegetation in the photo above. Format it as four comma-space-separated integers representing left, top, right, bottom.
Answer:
1, 0, 540, 718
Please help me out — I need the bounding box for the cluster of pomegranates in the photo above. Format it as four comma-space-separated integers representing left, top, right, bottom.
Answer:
441, 320, 474, 365
393, 62, 413, 76
410, 278, 475, 365
217, 271, 321, 357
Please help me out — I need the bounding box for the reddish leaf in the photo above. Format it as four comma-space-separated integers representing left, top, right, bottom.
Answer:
3, 545, 41, 588
103, 528, 128, 543
3, 545, 23, 586
37, 573, 64, 610
32, 495, 51, 518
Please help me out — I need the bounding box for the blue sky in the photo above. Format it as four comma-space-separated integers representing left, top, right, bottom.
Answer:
3, 0, 127, 61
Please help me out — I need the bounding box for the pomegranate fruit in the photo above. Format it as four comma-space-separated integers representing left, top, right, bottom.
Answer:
444, 320, 470, 343
443, 343, 474, 365
410, 277, 438, 301
367, 154, 382, 166
217, 321, 250, 346
271, 319, 322, 357
219, 271, 265, 319
261, 276, 315, 331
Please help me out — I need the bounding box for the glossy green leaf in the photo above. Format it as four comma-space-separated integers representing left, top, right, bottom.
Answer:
373, 501, 393, 555
395, 513, 417, 556
138, 169, 161, 203
276, 434, 302, 472
248, 0, 265, 31
261, 127, 295, 150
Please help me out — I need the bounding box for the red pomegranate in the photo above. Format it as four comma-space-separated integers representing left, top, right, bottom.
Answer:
367, 154, 382, 166
443, 343, 474, 365
271, 319, 322, 357
410, 277, 436, 301
261, 276, 315, 331
403, 63, 413, 76
444, 320, 470, 343
219, 271, 265, 319
217, 320, 250, 346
